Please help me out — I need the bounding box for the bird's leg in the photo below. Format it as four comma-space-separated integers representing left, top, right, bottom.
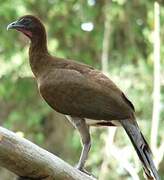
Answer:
67, 116, 91, 172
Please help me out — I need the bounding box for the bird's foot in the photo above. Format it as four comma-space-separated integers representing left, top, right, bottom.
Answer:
75, 164, 94, 177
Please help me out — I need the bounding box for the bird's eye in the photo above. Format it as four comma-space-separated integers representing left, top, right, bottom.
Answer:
19, 18, 32, 25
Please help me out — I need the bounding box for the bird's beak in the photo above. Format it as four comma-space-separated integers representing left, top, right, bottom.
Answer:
7, 20, 25, 30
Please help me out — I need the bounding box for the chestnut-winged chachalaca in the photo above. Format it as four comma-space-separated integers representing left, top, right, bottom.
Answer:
7, 15, 159, 180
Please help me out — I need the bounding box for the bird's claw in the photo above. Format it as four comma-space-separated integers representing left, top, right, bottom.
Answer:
75, 164, 93, 176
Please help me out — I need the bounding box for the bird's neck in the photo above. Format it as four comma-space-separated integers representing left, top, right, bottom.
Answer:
29, 35, 49, 77
30, 34, 48, 54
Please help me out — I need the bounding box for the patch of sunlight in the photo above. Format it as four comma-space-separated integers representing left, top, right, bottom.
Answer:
12, 53, 22, 65
48, 39, 59, 53
143, 28, 153, 43
16, 131, 24, 138
87, 0, 96, 6
81, 22, 94, 32
0, 48, 32, 79
15, 0, 26, 15
136, 19, 143, 26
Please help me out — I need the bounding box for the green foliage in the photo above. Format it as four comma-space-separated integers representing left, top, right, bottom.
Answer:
0, 0, 163, 179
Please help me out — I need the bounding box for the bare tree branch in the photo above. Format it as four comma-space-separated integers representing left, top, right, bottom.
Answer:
0, 127, 96, 180
151, 2, 163, 168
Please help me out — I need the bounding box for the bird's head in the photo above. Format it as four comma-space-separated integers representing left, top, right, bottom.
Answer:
7, 15, 46, 40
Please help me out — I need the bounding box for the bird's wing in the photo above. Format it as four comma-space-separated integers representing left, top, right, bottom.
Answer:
64, 60, 135, 111
40, 59, 134, 120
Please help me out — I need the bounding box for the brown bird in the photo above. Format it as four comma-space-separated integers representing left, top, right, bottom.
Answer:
7, 15, 159, 180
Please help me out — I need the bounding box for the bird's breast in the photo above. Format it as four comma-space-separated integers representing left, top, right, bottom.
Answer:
38, 81, 67, 113
38, 77, 83, 115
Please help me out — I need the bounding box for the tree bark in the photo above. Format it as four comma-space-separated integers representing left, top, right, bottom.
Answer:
0, 127, 95, 180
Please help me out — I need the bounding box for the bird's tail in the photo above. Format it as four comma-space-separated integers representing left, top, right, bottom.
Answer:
120, 117, 160, 180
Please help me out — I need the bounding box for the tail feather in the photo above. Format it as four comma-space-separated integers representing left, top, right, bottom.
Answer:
120, 118, 160, 180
